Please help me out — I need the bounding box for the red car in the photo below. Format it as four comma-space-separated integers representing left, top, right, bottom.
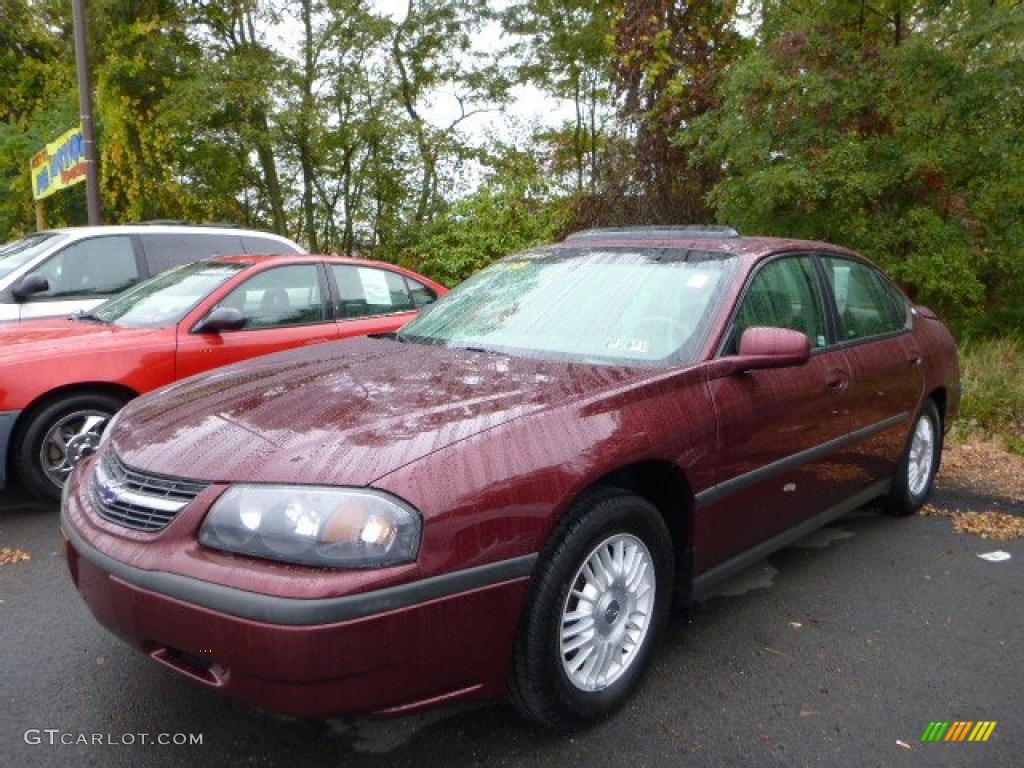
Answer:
0, 254, 445, 499
61, 228, 959, 729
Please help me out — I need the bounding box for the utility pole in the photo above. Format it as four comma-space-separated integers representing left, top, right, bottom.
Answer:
72, 0, 103, 224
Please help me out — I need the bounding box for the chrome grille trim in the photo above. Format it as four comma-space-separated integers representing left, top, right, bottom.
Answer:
92, 451, 207, 532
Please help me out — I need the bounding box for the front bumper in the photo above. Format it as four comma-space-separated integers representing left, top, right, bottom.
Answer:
0, 410, 21, 489
61, 484, 534, 719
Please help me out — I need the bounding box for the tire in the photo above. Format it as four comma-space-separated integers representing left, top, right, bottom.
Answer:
884, 399, 942, 516
508, 488, 674, 730
15, 392, 126, 502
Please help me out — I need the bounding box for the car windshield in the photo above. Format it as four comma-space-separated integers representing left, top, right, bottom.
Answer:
0, 232, 66, 280
398, 247, 737, 366
87, 260, 248, 328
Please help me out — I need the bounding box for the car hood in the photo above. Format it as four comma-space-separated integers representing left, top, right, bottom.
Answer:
110, 337, 648, 487
0, 317, 164, 363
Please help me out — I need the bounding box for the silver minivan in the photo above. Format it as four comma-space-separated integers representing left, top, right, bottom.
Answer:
0, 223, 305, 323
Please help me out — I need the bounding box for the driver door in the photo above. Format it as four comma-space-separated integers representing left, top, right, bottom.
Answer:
697, 254, 854, 570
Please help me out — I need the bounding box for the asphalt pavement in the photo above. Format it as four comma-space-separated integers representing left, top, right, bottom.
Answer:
1, 482, 1020, 768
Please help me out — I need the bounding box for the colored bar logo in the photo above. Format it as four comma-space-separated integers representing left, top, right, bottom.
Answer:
921, 721, 997, 742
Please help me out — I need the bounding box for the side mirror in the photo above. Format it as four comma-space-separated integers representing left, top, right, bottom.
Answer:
12, 272, 49, 299
192, 306, 246, 334
707, 326, 811, 379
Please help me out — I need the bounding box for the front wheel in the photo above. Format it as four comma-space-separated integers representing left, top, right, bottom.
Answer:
885, 399, 942, 516
508, 488, 674, 730
15, 392, 126, 502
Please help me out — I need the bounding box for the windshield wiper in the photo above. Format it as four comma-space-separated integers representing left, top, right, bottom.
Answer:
72, 311, 109, 324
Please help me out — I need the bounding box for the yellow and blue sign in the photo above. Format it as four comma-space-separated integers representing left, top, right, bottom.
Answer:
30, 125, 88, 200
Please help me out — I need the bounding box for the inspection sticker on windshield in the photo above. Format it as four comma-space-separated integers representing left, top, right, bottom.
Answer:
605, 338, 649, 353
687, 274, 710, 289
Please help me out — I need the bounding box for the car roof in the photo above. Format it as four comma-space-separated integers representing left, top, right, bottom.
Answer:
208, 253, 427, 271
558, 227, 861, 260
42, 223, 297, 240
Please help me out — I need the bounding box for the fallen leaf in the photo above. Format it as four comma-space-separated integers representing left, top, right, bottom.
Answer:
0, 548, 31, 565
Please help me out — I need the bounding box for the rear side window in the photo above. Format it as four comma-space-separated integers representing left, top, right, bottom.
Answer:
331, 265, 416, 317
141, 233, 244, 275
241, 235, 300, 255
823, 257, 908, 340
406, 277, 438, 308
35, 236, 139, 297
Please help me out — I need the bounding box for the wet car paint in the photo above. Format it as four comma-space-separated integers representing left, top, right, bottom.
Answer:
61, 234, 960, 720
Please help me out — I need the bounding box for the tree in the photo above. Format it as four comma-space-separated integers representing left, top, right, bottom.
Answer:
503, 0, 616, 194
0, 0, 82, 236
399, 143, 572, 286
688, 0, 1024, 332
607, 0, 744, 225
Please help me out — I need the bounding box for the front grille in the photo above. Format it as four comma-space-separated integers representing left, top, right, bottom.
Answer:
92, 451, 207, 532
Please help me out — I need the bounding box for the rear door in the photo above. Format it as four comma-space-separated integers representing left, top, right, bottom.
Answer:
328, 263, 422, 337
819, 254, 925, 484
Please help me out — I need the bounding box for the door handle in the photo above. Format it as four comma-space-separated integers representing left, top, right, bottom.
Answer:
825, 370, 848, 391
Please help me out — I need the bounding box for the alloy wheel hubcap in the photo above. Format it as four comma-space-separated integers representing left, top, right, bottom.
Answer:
40, 410, 111, 490
907, 415, 936, 498
559, 533, 656, 692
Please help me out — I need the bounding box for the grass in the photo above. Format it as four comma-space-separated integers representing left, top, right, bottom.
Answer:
952, 335, 1024, 453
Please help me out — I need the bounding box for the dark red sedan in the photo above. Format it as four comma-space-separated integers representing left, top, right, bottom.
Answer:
0, 254, 445, 499
61, 228, 959, 729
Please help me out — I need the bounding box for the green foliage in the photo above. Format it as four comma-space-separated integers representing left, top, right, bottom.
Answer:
955, 336, 1024, 450
0, 0, 1020, 333
688, 0, 1024, 335
502, 0, 616, 192
394, 150, 573, 285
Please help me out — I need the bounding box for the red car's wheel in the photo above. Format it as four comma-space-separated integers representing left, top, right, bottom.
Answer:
16, 392, 126, 502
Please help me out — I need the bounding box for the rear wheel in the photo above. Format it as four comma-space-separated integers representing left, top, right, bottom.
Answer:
15, 392, 126, 502
885, 399, 941, 516
508, 488, 674, 730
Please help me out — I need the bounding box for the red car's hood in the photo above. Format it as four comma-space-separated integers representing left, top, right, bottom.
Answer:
111, 337, 646, 487
0, 317, 164, 362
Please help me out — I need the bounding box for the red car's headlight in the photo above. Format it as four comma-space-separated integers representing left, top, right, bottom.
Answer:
198, 485, 421, 568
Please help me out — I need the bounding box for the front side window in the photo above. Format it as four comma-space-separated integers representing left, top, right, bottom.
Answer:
399, 247, 738, 366
824, 257, 908, 341
732, 255, 828, 350
218, 264, 325, 328
36, 236, 139, 297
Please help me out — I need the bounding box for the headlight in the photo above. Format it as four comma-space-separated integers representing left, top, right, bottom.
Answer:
198, 486, 421, 568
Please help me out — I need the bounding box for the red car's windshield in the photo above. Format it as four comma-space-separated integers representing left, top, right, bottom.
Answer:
399, 247, 738, 366
86, 261, 248, 328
